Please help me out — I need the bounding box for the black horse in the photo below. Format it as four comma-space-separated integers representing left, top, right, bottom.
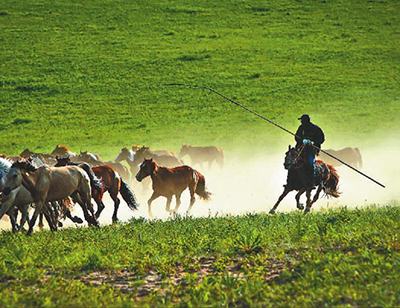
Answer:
269, 145, 340, 214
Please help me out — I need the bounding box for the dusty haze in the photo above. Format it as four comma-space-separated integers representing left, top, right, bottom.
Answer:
1, 140, 399, 230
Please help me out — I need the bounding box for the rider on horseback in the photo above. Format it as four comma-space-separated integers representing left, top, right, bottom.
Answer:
295, 114, 325, 188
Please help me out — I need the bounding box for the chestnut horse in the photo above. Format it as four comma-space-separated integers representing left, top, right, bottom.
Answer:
136, 158, 211, 218
56, 157, 139, 222
51, 145, 75, 157
269, 145, 340, 215
2, 160, 98, 235
179, 144, 224, 169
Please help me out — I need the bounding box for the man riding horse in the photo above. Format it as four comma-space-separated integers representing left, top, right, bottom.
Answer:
295, 114, 325, 188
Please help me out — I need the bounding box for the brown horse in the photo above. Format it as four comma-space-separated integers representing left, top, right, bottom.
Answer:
51, 145, 75, 157
2, 160, 98, 235
136, 158, 211, 218
132, 144, 176, 157
133, 146, 182, 168
20, 149, 57, 165
71, 151, 103, 166
179, 144, 224, 169
269, 145, 340, 215
318, 147, 363, 169
56, 157, 139, 222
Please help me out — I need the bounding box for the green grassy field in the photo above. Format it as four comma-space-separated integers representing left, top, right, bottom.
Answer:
0, 0, 399, 157
0, 206, 399, 307
0, 0, 399, 306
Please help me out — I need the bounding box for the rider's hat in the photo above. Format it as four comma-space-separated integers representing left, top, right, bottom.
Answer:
298, 114, 310, 121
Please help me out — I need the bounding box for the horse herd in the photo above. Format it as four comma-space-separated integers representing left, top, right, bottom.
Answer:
0, 144, 221, 234
0, 144, 362, 235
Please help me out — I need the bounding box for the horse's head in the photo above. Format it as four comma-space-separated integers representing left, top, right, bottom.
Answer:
179, 144, 190, 158
20, 148, 34, 158
51, 144, 69, 156
3, 160, 37, 195
284, 145, 300, 170
136, 158, 157, 182
115, 147, 129, 163
132, 144, 141, 152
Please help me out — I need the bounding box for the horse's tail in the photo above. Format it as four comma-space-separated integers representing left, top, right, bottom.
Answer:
194, 170, 211, 201
355, 147, 363, 169
324, 164, 340, 198
80, 163, 104, 200
119, 178, 139, 210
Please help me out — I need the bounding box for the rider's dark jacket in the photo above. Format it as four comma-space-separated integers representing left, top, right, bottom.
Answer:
295, 122, 325, 151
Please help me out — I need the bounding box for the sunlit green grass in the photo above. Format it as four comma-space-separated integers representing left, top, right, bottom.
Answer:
0, 206, 398, 306
0, 0, 399, 157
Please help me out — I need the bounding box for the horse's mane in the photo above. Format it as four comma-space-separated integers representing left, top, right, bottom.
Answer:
12, 160, 38, 172
0, 157, 12, 172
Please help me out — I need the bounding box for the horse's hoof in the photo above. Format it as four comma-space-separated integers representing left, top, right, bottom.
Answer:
75, 217, 83, 224
297, 203, 304, 210
269, 209, 276, 215
304, 207, 311, 215
58, 222, 63, 228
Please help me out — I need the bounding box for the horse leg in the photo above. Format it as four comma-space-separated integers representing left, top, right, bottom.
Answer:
8, 211, 17, 233
165, 196, 173, 214
309, 185, 323, 207
65, 209, 83, 224
18, 204, 30, 232
147, 192, 160, 219
304, 189, 313, 215
109, 184, 120, 223
187, 185, 196, 214
72, 192, 98, 227
27, 200, 46, 236
112, 198, 121, 223
174, 194, 182, 213
295, 189, 306, 210
269, 187, 291, 214
95, 200, 105, 219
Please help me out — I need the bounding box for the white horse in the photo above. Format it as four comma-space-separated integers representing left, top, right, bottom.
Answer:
0, 157, 31, 232
115, 147, 137, 175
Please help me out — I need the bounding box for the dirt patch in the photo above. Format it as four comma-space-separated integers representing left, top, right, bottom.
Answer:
74, 256, 286, 297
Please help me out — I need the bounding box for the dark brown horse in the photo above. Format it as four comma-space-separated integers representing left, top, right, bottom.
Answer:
136, 158, 211, 218
318, 147, 363, 169
269, 145, 340, 215
179, 144, 224, 169
133, 146, 182, 168
56, 157, 139, 222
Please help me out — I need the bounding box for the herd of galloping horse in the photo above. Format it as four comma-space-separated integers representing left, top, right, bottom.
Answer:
0, 143, 362, 234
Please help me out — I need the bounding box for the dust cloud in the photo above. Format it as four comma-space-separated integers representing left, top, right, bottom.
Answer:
1, 140, 399, 230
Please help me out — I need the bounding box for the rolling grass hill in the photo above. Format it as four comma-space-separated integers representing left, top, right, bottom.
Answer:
0, 0, 399, 157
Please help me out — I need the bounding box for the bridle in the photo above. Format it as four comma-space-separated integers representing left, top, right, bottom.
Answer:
286, 144, 306, 169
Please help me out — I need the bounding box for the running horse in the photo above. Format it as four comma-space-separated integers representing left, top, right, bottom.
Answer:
2, 160, 99, 235
179, 144, 224, 169
133, 146, 182, 168
56, 157, 139, 222
136, 158, 211, 218
269, 145, 340, 214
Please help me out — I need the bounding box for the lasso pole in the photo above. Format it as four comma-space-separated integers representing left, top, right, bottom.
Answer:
159, 83, 385, 188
